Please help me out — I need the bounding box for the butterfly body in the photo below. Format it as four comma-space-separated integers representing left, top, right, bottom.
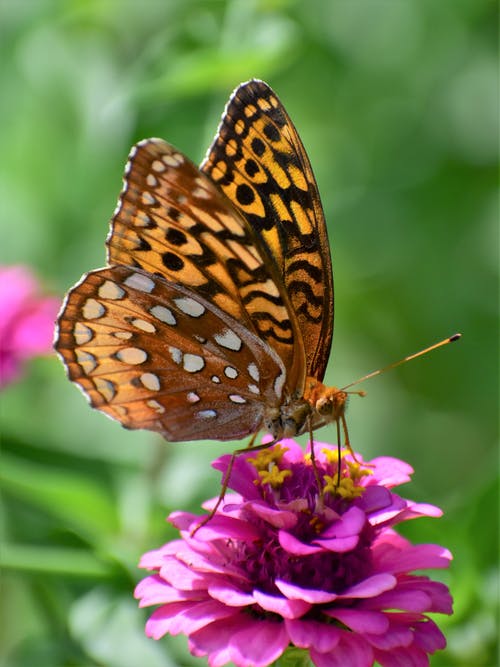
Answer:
55, 80, 345, 445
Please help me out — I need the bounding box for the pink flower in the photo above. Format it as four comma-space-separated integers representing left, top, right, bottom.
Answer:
0, 265, 60, 388
135, 440, 453, 667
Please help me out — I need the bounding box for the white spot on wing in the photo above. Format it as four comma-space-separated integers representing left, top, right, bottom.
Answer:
116, 347, 148, 365
76, 349, 97, 373
142, 191, 157, 206
197, 409, 217, 420
183, 354, 205, 373
224, 366, 238, 379
98, 281, 125, 300
274, 370, 285, 398
114, 331, 133, 340
248, 384, 260, 395
150, 305, 176, 325
162, 152, 184, 167
174, 297, 205, 318
147, 399, 165, 414
131, 318, 156, 333
214, 328, 242, 351
151, 159, 166, 173
124, 273, 155, 293
187, 391, 200, 403
211, 375, 221, 384
82, 298, 105, 320
229, 394, 247, 404
248, 363, 260, 382
140, 373, 161, 391
73, 323, 93, 345
169, 346, 182, 364
94, 377, 116, 401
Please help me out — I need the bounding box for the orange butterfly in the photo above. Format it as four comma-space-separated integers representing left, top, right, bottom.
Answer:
55, 80, 458, 451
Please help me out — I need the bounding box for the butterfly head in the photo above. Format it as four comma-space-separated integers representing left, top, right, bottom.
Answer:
303, 377, 349, 426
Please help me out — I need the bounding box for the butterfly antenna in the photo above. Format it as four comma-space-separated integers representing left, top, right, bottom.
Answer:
341, 333, 461, 391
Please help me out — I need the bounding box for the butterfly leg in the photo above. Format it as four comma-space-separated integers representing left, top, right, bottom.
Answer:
190, 435, 277, 536
308, 417, 324, 507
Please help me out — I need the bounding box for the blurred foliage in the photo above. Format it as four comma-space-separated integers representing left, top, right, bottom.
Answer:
0, 0, 497, 666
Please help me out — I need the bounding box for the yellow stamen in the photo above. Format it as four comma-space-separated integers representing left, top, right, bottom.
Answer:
321, 448, 345, 465
248, 444, 289, 471
257, 463, 292, 489
346, 460, 373, 481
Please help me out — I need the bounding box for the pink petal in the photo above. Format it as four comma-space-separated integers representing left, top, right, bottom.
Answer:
316, 534, 360, 552
320, 506, 366, 539
138, 546, 172, 570
276, 579, 338, 604
244, 501, 298, 529
325, 608, 389, 634
145, 601, 196, 639
311, 633, 373, 667
356, 486, 395, 514
253, 588, 311, 618
188, 613, 250, 663
158, 556, 208, 590
212, 454, 261, 500
279, 530, 323, 555
229, 619, 289, 667
208, 580, 255, 607
286, 618, 341, 651
162, 599, 237, 636
364, 624, 413, 649
413, 618, 447, 652
192, 514, 262, 542
365, 457, 414, 487
361, 588, 432, 612
374, 646, 429, 667
337, 573, 397, 599
375, 544, 452, 573
135, 575, 200, 606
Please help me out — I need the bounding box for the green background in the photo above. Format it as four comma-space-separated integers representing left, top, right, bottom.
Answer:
1, 1, 497, 666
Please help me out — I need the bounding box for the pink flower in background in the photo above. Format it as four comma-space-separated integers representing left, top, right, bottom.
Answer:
0, 265, 60, 388
135, 440, 453, 667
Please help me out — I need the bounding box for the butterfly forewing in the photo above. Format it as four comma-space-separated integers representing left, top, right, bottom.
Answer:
201, 79, 334, 381
56, 266, 286, 441
107, 138, 304, 392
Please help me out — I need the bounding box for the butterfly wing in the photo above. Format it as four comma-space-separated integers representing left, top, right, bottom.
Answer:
201, 79, 334, 381
55, 266, 286, 441
107, 138, 305, 392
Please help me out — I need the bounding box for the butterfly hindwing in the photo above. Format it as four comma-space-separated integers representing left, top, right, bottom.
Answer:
55, 266, 286, 441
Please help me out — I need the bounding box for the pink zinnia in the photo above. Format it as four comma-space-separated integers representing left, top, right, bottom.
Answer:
135, 440, 452, 667
0, 265, 60, 388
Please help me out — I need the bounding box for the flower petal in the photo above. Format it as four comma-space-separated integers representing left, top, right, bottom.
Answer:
135, 575, 200, 606
229, 619, 289, 667
276, 579, 338, 604
253, 588, 311, 618
278, 529, 323, 555
337, 573, 397, 599
325, 608, 389, 634
374, 646, 429, 667
311, 633, 373, 667
286, 618, 341, 651
208, 580, 255, 607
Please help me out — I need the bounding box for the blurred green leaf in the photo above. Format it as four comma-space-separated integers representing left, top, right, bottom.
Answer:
1, 453, 118, 537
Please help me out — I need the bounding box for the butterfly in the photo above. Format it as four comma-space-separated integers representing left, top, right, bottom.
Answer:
55, 79, 353, 449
